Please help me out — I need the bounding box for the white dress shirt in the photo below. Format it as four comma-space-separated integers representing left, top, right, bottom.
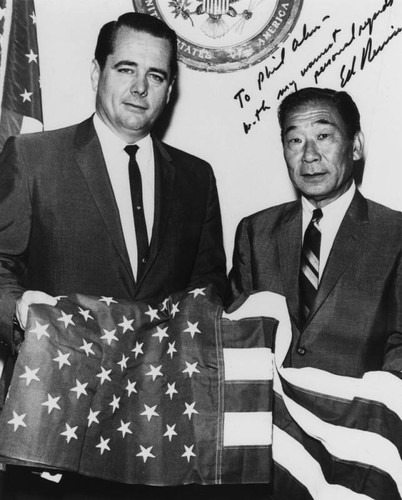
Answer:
93, 114, 155, 279
301, 182, 356, 280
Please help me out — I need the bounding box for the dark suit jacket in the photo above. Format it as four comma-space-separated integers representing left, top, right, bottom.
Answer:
230, 190, 402, 377
0, 118, 227, 354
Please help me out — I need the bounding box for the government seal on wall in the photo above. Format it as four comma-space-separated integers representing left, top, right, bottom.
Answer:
132, 0, 303, 73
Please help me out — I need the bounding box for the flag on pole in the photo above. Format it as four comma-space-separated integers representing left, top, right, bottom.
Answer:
0, 0, 43, 152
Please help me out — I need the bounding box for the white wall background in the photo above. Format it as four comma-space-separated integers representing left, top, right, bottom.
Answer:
35, 0, 402, 267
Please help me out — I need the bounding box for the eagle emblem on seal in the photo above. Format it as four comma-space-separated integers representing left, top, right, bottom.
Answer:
169, 0, 255, 38
132, 0, 303, 72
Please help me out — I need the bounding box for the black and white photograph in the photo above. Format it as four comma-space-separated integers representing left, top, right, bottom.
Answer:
0, 1, 401, 498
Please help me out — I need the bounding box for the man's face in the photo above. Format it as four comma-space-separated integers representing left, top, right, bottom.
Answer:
91, 27, 174, 143
282, 102, 364, 208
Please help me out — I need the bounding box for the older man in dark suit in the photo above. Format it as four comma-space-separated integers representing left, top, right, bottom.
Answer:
230, 87, 402, 377
0, 11, 227, 499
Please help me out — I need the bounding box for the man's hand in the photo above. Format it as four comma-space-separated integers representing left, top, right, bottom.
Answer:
15, 290, 58, 330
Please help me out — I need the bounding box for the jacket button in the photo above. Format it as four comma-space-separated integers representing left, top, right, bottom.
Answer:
297, 347, 306, 356
141, 257, 147, 264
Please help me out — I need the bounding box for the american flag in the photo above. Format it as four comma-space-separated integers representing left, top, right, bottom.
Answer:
218, 292, 402, 499
1, 288, 402, 496
273, 365, 402, 499
0, 0, 43, 152
0, 286, 274, 486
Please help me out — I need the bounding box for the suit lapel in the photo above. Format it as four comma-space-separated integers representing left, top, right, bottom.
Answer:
305, 191, 369, 327
73, 118, 135, 284
278, 201, 303, 328
135, 137, 175, 288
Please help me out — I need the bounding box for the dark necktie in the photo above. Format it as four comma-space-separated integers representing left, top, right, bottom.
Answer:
299, 208, 323, 322
124, 145, 149, 281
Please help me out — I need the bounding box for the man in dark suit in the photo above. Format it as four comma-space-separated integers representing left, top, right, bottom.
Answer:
0, 12, 227, 498
230, 87, 402, 377
0, 12, 227, 349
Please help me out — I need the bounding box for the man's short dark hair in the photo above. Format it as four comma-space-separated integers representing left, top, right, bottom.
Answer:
95, 12, 178, 82
278, 87, 361, 142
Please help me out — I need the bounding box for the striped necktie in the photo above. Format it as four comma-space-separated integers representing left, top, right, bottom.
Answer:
124, 145, 149, 281
299, 208, 323, 322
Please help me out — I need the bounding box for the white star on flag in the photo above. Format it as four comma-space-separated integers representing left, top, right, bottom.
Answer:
117, 354, 129, 371
167, 341, 177, 359
41, 394, 61, 414
100, 328, 118, 345
145, 305, 160, 322
19, 365, 40, 386
52, 350, 71, 369
96, 436, 110, 455
182, 361, 200, 378
131, 342, 144, 358
118, 316, 134, 333
140, 404, 159, 422
70, 379, 88, 399
57, 311, 75, 328
28, 321, 50, 340
183, 321, 201, 339
20, 89, 33, 102
117, 420, 133, 438
78, 307, 94, 321
152, 326, 169, 343
188, 288, 206, 298
183, 402, 199, 420
163, 424, 177, 441
7, 411, 27, 432
80, 339, 95, 357
145, 364, 163, 381
60, 423, 78, 443
87, 409, 100, 427
166, 382, 178, 400
171, 302, 180, 318
99, 296, 117, 306
109, 395, 121, 413
125, 380, 137, 397
182, 444, 196, 462
96, 367, 112, 385
30, 11, 37, 24
25, 49, 38, 63
136, 445, 155, 463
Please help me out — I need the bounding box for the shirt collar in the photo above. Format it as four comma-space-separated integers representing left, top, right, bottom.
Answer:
302, 182, 356, 218
93, 113, 152, 155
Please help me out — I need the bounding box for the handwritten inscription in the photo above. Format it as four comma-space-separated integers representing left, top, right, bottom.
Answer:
292, 16, 330, 52
258, 48, 286, 92
312, 23, 356, 84
359, 0, 394, 36
340, 25, 402, 87
233, 0, 401, 135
